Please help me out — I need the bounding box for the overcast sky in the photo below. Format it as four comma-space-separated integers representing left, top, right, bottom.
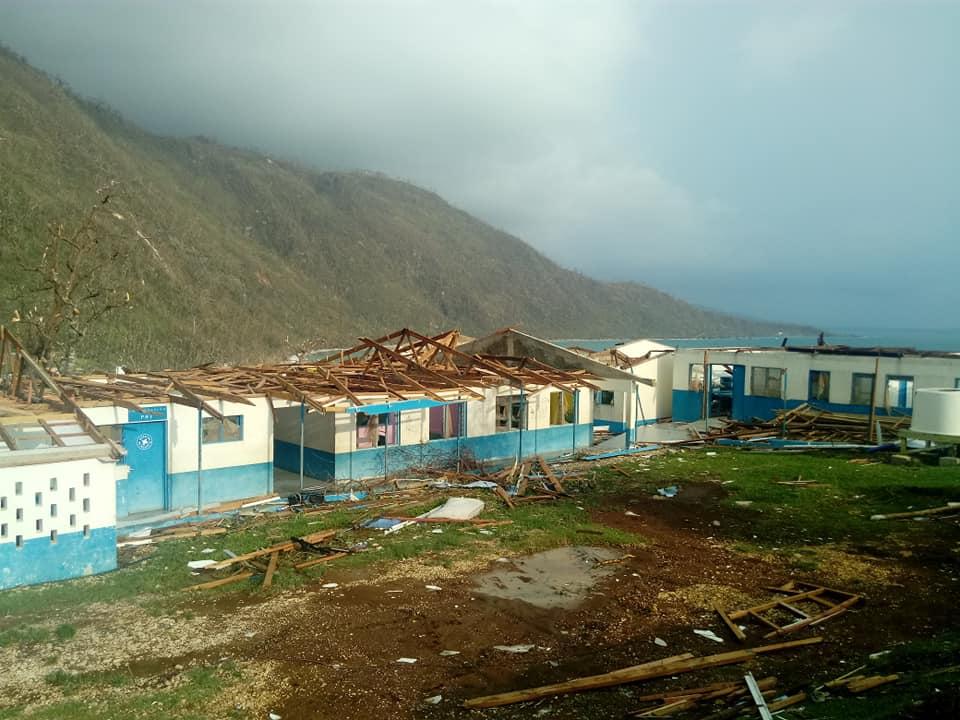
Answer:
1, 1, 957, 329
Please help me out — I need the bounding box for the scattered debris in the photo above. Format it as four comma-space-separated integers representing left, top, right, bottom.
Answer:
494, 644, 536, 654
693, 629, 725, 644
719, 581, 862, 639
463, 637, 823, 708
657, 485, 680, 498
870, 502, 960, 521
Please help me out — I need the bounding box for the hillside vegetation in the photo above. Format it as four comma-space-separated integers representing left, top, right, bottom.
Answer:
0, 48, 805, 370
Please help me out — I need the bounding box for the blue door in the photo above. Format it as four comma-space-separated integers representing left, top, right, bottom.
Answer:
121, 421, 167, 515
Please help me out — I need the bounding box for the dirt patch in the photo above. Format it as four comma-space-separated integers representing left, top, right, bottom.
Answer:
472, 546, 623, 609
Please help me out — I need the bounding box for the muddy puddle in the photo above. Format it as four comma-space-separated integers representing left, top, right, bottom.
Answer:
473, 546, 622, 609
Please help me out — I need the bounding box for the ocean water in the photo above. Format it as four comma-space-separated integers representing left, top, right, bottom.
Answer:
556, 328, 960, 353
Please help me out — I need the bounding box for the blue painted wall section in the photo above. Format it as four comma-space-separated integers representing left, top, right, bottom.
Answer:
324, 424, 594, 480
0, 527, 117, 590
167, 461, 273, 511
735, 397, 912, 423
672, 390, 704, 422
274, 440, 336, 480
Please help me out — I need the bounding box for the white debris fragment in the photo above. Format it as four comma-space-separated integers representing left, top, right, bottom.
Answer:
654, 637, 667, 647
424, 695, 442, 704
439, 650, 461, 656
494, 644, 536, 654
425, 585, 442, 591
187, 559, 216, 569
396, 657, 418, 664
321, 582, 339, 589
693, 629, 725, 643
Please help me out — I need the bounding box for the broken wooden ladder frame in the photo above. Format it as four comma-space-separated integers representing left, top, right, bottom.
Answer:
720, 581, 863, 640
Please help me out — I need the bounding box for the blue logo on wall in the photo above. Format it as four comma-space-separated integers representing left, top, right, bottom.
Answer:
136, 434, 153, 451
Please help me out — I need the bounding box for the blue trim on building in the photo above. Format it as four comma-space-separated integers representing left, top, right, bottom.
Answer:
319, 424, 594, 480
672, 389, 704, 422
0, 527, 117, 590
344, 398, 449, 414
167, 461, 273, 511
595, 420, 627, 433
274, 440, 336, 480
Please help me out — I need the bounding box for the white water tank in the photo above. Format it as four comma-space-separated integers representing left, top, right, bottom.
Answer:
910, 389, 960, 436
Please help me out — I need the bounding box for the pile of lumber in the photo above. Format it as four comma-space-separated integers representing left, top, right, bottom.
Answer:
825, 671, 900, 694
185, 529, 347, 591
628, 675, 806, 717
711, 403, 910, 444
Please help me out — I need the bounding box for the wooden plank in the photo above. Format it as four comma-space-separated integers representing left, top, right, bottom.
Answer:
184, 572, 254, 591
294, 552, 348, 570
870, 503, 960, 520
777, 601, 809, 619
747, 610, 781, 631
847, 674, 899, 693
767, 692, 806, 711
463, 639, 821, 709
262, 551, 279, 589
494, 486, 516, 509
763, 595, 861, 638
205, 530, 337, 570
728, 588, 847, 619
0, 423, 17, 450
537, 455, 565, 494
714, 603, 747, 642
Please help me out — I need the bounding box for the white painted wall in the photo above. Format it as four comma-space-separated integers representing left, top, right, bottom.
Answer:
83, 397, 275, 474
673, 348, 960, 406
0, 454, 121, 547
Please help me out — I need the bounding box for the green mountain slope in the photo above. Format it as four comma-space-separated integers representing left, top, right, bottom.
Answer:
0, 48, 808, 370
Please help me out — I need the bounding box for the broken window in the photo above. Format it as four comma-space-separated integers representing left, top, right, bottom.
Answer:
595, 390, 615, 406
809, 371, 830, 402
356, 412, 399, 448
750, 367, 784, 398
202, 415, 243, 444
549, 391, 574, 426
851, 373, 875, 405
688, 365, 705, 392
885, 376, 914, 410
428, 403, 463, 440
496, 396, 526, 432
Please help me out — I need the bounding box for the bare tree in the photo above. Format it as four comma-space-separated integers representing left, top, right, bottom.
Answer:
5, 185, 136, 370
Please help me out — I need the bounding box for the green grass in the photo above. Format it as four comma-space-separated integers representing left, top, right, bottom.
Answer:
777, 631, 960, 720
2, 665, 234, 720
601, 448, 960, 547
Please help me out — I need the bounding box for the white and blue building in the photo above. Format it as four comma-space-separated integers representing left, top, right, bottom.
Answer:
0, 414, 126, 590
584, 339, 675, 437
671, 345, 960, 423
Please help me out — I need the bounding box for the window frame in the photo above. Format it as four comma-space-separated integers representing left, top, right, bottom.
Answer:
851, 372, 876, 406
355, 412, 400, 449
885, 375, 915, 410
750, 367, 784, 398
549, 390, 575, 426
428, 403, 465, 441
808, 370, 830, 403
595, 390, 615, 406
201, 414, 244, 444
496, 395, 526, 432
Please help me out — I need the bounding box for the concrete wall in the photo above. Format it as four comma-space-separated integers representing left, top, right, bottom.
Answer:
84, 398, 275, 514
0, 454, 121, 589
672, 348, 960, 422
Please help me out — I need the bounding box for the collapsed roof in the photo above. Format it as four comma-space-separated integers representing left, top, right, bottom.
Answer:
1, 327, 599, 423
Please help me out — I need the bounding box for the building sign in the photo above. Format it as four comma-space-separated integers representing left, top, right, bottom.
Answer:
128, 406, 168, 422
